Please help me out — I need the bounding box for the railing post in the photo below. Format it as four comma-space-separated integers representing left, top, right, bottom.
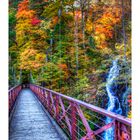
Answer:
47, 92, 51, 112
71, 102, 77, 140
55, 95, 59, 120
115, 121, 121, 140
39, 88, 41, 100
114, 120, 117, 140
42, 89, 45, 106
9, 92, 11, 111
44, 92, 48, 109
11, 90, 14, 104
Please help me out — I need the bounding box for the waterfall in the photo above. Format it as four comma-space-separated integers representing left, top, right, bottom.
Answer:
104, 59, 122, 140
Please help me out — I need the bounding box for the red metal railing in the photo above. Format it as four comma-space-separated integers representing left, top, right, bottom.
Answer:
9, 85, 22, 114
30, 84, 131, 140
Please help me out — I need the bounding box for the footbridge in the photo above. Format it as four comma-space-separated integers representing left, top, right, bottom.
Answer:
9, 84, 131, 140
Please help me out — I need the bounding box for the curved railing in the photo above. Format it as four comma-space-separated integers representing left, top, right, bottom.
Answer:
30, 84, 131, 140
9, 85, 22, 114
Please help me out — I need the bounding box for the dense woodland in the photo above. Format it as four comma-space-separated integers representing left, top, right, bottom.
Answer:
9, 0, 131, 117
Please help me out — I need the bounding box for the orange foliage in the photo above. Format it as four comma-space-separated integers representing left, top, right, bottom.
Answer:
58, 64, 68, 70
94, 6, 122, 48
50, 17, 59, 28
18, 0, 29, 12
75, 11, 82, 19
16, 0, 40, 26
58, 64, 69, 79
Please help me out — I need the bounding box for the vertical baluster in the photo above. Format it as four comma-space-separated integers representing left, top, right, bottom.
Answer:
46, 92, 48, 109
13, 89, 16, 104
9, 92, 11, 111
40, 88, 42, 100
38, 87, 39, 98
14, 89, 16, 102
11, 91, 12, 109
49, 92, 54, 116
16, 88, 17, 98
71, 102, 77, 140
115, 120, 117, 140
55, 95, 60, 120
36, 87, 38, 94
38, 87, 39, 97
39, 88, 41, 98
35, 86, 36, 93
11, 90, 13, 106
37, 88, 39, 97
15, 89, 17, 100
41, 89, 44, 104
12, 90, 14, 103
115, 121, 121, 140
47, 92, 51, 112
41, 89, 42, 101
44, 90, 47, 108
42, 89, 45, 105
38, 88, 41, 100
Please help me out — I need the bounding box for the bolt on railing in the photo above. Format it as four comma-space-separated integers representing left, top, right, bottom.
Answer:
30, 84, 131, 140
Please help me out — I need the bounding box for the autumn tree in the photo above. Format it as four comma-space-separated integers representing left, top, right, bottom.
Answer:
9, 0, 131, 117
15, 0, 47, 70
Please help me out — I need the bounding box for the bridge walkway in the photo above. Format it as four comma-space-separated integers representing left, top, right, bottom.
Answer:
9, 89, 66, 140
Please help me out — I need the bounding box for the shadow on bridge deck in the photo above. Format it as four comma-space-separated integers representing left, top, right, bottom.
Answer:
9, 89, 67, 140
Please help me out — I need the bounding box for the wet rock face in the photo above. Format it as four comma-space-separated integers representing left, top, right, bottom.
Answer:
116, 83, 128, 96
93, 92, 108, 109
109, 82, 128, 96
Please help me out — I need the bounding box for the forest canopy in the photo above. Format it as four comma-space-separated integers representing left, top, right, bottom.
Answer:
9, 0, 131, 116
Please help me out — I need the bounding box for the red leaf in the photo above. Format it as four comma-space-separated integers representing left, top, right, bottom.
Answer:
31, 17, 41, 25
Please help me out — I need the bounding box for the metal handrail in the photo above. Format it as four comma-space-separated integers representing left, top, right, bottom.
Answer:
9, 85, 22, 114
30, 84, 131, 140
30, 84, 131, 126
9, 85, 21, 93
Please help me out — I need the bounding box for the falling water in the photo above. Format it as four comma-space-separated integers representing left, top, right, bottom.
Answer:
104, 59, 122, 140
